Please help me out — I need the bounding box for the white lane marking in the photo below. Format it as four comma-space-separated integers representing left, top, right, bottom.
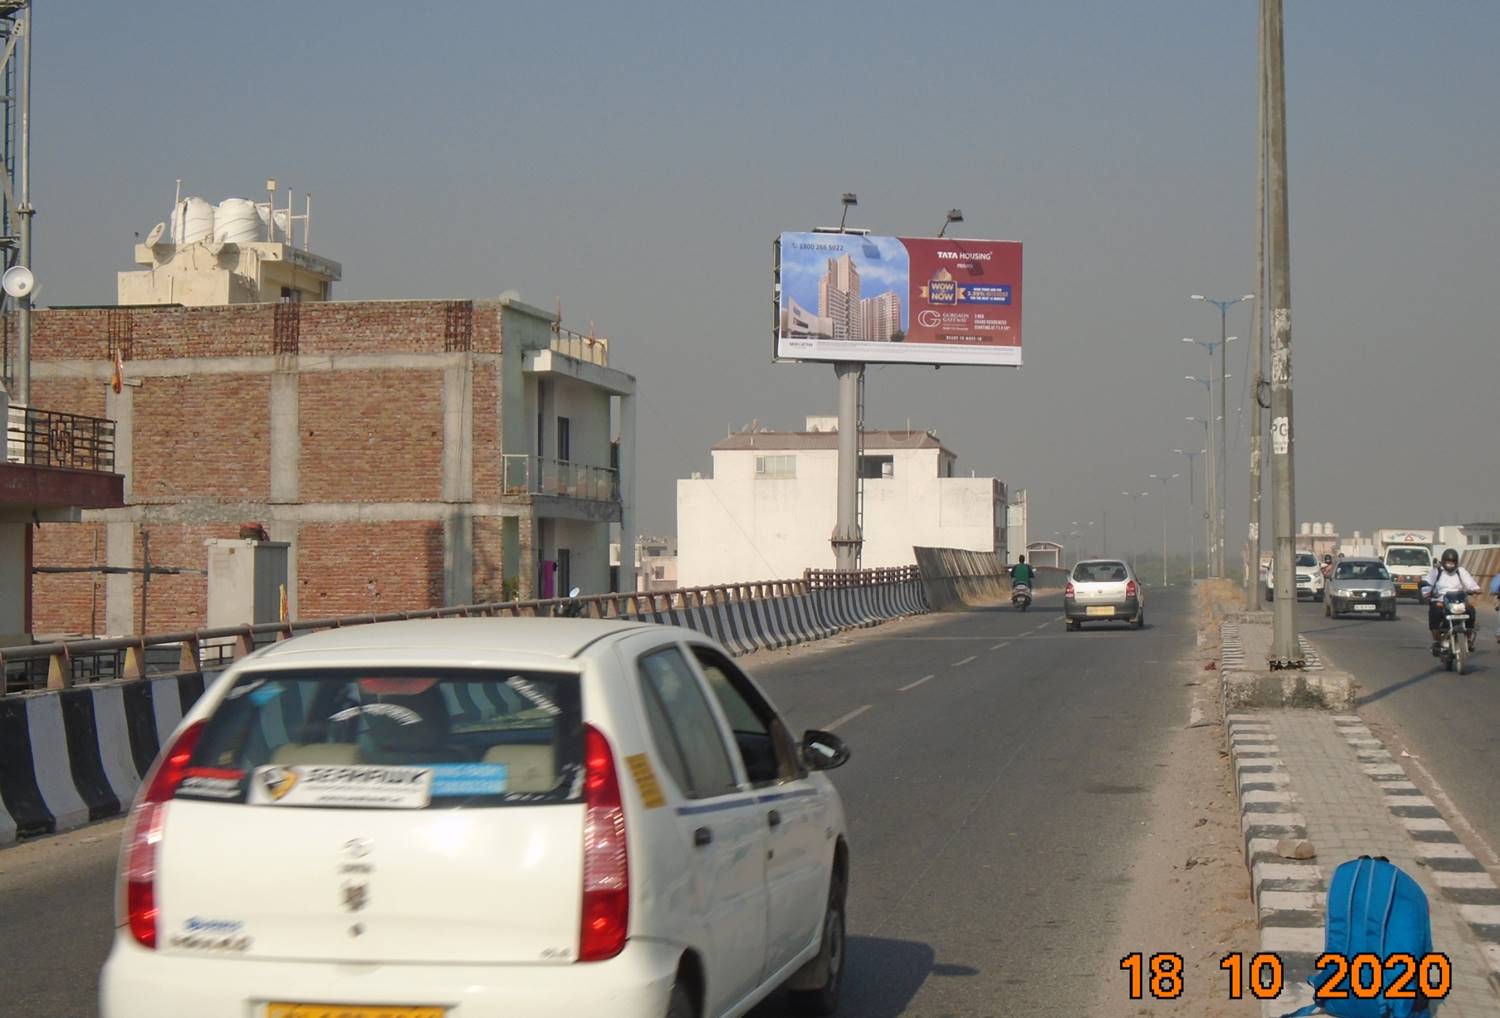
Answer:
825, 704, 873, 731
953, 655, 977, 668
990, 642, 1010, 650
898, 675, 935, 693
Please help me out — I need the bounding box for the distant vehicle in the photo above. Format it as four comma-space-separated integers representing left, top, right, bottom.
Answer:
1325, 558, 1398, 620
1064, 559, 1144, 630
101, 618, 852, 1018
1377, 529, 1435, 601
1265, 551, 1326, 602
1012, 582, 1032, 612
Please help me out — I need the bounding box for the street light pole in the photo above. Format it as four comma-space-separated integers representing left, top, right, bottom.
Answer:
1191, 295, 1255, 577
1247, 0, 1269, 611
1184, 373, 1230, 575
1121, 491, 1148, 575
1174, 448, 1204, 581
1148, 473, 1180, 586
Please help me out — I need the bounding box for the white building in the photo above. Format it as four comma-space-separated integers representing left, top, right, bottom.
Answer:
1007, 489, 1029, 564
860, 291, 901, 342
677, 418, 1008, 587
1438, 520, 1500, 553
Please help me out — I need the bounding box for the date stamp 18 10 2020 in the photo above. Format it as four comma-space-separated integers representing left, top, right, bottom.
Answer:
1120, 951, 1453, 1002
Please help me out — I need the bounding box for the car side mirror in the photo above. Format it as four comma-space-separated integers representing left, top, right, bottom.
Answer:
801, 729, 850, 771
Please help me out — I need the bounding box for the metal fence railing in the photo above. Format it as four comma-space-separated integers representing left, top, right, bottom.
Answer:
5, 404, 117, 472
0, 567, 924, 693
550, 326, 609, 366
502, 454, 619, 502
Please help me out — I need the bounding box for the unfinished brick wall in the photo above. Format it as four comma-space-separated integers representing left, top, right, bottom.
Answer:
133, 375, 270, 503
31, 522, 106, 636
299, 521, 445, 616
298, 369, 444, 503
472, 515, 506, 603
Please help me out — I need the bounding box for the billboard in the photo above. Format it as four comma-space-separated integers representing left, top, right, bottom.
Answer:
775, 231, 1022, 366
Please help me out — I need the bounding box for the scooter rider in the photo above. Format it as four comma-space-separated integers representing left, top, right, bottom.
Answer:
1010, 555, 1035, 588
1420, 549, 1480, 655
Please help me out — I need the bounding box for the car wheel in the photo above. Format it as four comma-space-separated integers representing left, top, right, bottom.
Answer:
789, 871, 846, 1016
666, 981, 697, 1018
1067, 619, 1081, 632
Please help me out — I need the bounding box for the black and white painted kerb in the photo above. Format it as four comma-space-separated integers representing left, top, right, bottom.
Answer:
1226, 714, 1326, 1017
1328, 714, 1500, 994
1219, 622, 1322, 671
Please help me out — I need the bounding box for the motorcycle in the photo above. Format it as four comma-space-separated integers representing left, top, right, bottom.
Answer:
1012, 582, 1032, 612
553, 586, 585, 618
1434, 591, 1475, 674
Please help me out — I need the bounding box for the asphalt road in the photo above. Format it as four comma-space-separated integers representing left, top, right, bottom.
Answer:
0, 591, 1197, 1017
1296, 596, 1500, 867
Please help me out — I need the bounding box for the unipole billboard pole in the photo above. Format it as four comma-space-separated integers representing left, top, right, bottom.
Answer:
1266, 0, 1300, 666
832, 361, 863, 571
1247, 0, 1268, 612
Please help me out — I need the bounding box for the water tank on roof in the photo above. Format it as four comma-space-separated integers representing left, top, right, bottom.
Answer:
1300, 522, 1311, 536
171, 197, 215, 245
256, 203, 290, 240
214, 199, 261, 244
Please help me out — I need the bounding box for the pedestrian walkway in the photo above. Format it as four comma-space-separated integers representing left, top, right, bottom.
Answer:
1229, 710, 1500, 1017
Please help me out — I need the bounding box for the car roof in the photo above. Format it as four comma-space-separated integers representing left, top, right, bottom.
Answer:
253, 617, 661, 666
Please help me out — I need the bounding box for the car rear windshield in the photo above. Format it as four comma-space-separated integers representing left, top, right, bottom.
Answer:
1336, 563, 1390, 581
181, 668, 583, 808
1073, 561, 1129, 583
1387, 548, 1432, 567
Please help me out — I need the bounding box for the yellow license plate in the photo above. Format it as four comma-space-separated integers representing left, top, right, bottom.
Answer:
268, 1007, 445, 1018
1086, 605, 1114, 616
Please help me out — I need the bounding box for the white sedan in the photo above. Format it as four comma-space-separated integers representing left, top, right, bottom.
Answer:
101, 618, 852, 1018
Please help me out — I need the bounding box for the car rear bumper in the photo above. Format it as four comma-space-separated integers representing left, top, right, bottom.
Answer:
1064, 597, 1140, 621
100, 934, 681, 1018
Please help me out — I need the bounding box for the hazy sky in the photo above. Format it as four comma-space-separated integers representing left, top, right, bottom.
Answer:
32, 2, 1500, 556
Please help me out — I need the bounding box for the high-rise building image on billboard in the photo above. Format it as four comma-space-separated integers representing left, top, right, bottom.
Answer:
861, 291, 902, 342
818, 254, 862, 340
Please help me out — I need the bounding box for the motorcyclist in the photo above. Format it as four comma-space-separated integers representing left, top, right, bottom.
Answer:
1010, 555, 1035, 588
1420, 549, 1480, 655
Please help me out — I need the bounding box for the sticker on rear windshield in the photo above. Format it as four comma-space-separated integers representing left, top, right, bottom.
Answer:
429, 763, 508, 797
248, 765, 433, 809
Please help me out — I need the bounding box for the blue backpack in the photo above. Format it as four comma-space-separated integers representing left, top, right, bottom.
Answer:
1283, 856, 1434, 1017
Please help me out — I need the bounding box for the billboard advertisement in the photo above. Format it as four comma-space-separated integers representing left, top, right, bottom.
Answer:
775, 231, 1022, 366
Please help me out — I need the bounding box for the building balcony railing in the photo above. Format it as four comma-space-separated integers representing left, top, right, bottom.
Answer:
503, 454, 620, 502
5, 404, 117, 473
550, 325, 609, 367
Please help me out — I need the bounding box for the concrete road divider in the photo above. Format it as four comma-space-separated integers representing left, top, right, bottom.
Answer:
0, 568, 927, 845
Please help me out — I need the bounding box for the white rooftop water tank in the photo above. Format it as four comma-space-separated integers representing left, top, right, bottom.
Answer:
256, 203, 290, 241
171, 197, 215, 245
214, 199, 260, 244
1300, 522, 1311, 536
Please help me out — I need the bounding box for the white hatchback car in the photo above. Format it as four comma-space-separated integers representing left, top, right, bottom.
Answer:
101, 618, 852, 1018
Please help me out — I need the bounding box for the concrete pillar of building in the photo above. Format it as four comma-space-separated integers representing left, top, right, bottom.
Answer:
0, 521, 27, 642
266, 520, 299, 620
517, 512, 537, 600
502, 515, 521, 600
104, 381, 135, 635
442, 358, 475, 606
269, 366, 300, 504
617, 391, 637, 599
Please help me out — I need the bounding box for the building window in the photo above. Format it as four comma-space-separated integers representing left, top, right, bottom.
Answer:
653, 565, 666, 580
557, 417, 571, 463
755, 454, 796, 479
859, 454, 894, 479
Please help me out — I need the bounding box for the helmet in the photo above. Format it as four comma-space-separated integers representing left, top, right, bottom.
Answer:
1323, 555, 1333, 563
1441, 548, 1459, 566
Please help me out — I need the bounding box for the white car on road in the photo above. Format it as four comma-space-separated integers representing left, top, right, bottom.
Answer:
101, 618, 852, 1018
1264, 551, 1326, 602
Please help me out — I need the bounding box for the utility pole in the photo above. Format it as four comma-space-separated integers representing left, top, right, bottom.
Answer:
1247, 0, 1268, 611
15, 3, 33, 404
1266, 0, 1300, 666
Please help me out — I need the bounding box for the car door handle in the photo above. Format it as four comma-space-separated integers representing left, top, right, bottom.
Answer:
693, 827, 713, 847
767, 809, 783, 828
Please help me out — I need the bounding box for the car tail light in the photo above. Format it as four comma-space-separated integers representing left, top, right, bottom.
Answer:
1126, 579, 1138, 599
1065, 582, 1075, 599
579, 723, 629, 961
120, 719, 206, 949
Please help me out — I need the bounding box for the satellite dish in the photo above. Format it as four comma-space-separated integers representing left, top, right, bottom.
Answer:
2, 265, 35, 298
145, 222, 166, 247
